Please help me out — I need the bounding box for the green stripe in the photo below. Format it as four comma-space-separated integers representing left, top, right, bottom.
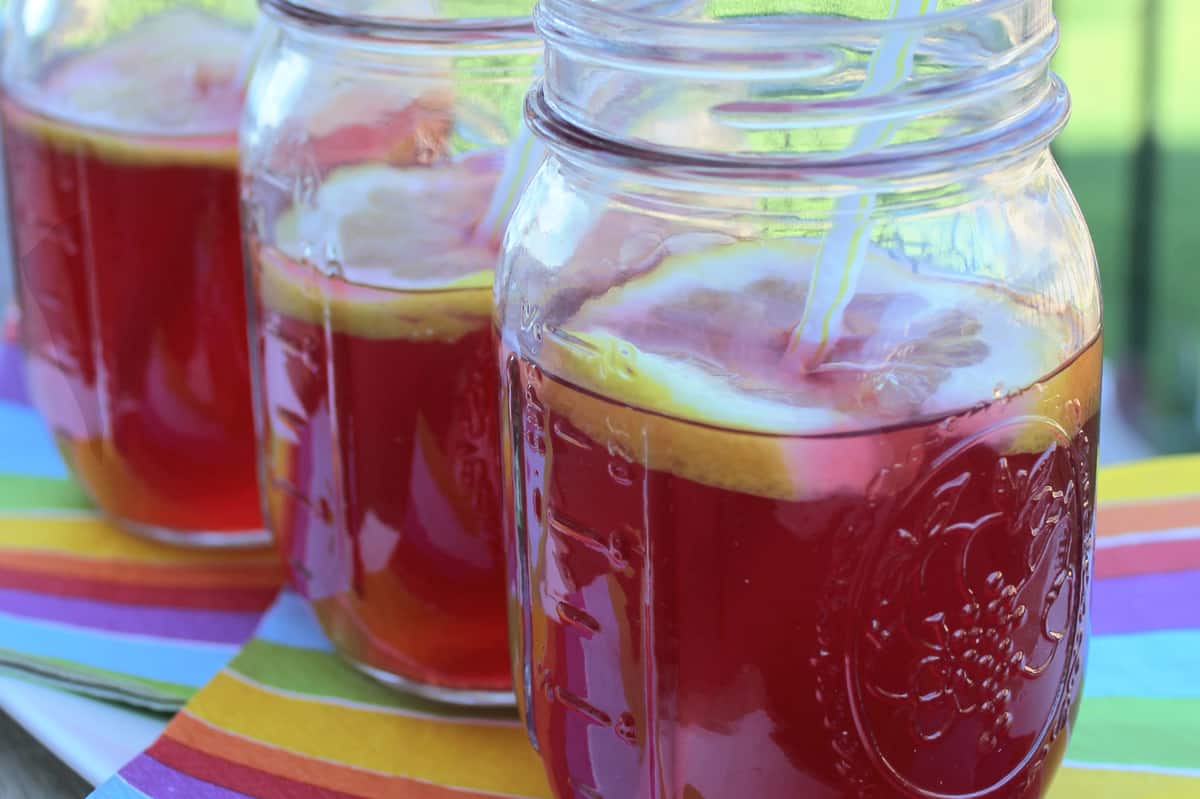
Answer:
1066, 697, 1200, 769
0, 646, 192, 704
230, 639, 517, 723
0, 475, 92, 511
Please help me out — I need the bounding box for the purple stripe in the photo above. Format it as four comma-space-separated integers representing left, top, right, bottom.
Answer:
0, 587, 261, 644
121, 755, 254, 799
0, 342, 27, 405
1093, 568, 1200, 635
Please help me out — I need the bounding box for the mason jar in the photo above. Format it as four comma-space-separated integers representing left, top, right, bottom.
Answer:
241, 0, 540, 704
498, 0, 1101, 795
1, 1, 265, 545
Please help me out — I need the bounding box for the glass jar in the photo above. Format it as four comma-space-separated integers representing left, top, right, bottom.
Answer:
1, 0, 265, 545
498, 0, 1101, 796
241, 0, 540, 704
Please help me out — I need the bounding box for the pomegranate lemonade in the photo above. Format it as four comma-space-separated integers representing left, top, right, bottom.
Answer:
2, 16, 259, 538
503, 241, 1100, 798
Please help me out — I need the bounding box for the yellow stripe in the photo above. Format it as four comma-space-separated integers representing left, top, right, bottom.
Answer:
188, 671, 552, 798
0, 516, 276, 566
1097, 454, 1200, 505
1053, 766, 1200, 798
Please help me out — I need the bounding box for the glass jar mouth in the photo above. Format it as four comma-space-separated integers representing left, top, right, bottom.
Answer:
535, 0, 1062, 167
525, 77, 1067, 189
538, 0, 1030, 64
263, 0, 536, 39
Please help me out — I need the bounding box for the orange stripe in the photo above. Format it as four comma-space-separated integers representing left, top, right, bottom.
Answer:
1096, 496, 1200, 537
0, 549, 283, 589
167, 712, 522, 799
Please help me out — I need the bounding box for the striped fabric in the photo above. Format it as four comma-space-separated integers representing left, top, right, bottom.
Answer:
3, 339, 1198, 796
85, 452, 1200, 798
0, 343, 282, 710
95, 592, 550, 799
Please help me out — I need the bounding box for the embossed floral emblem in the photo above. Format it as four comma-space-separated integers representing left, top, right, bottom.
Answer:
816, 412, 1094, 798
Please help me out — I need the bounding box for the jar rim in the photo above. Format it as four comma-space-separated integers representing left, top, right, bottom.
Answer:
535, 0, 1063, 168
538, 0, 1034, 68
525, 78, 1067, 185
263, 0, 536, 38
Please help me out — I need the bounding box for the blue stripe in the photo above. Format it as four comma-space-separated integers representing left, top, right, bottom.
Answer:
0, 402, 67, 478
0, 610, 234, 687
252, 590, 334, 652
1084, 629, 1200, 699
88, 775, 155, 799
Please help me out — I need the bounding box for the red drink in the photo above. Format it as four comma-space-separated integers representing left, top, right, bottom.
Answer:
248, 154, 511, 696
502, 242, 1101, 798
2, 16, 260, 540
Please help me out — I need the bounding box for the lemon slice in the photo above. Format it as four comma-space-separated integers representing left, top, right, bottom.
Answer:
262, 159, 500, 341
535, 239, 1094, 500
6, 9, 245, 166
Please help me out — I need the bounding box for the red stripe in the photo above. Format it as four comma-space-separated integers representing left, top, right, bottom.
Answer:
0, 564, 276, 612
1095, 537, 1200, 579
148, 737, 367, 799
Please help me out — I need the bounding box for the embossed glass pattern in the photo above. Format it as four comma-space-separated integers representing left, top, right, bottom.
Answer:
497, 0, 1101, 796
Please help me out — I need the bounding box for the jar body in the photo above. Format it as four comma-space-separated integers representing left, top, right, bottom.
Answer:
499, 1, 1102, 783
501, 136, 1101, 799
1, 1, 262, 543
241, 4, 539, 701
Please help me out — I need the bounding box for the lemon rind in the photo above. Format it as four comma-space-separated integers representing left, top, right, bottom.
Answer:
257, 248, 492, 342
1, 99, 238, 168
532, 240, 1100, 500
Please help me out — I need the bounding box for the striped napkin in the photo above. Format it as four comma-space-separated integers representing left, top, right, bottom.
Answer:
0, 342, 282, 711
92, 591, 550, 799
4, 337, 1198, 797
82, 451, 1200, 797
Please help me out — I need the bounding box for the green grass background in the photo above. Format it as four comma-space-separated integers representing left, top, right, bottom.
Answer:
1054, 0, 1199, 449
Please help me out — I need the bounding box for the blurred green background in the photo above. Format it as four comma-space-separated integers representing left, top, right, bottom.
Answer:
1054, 0, 1199, 452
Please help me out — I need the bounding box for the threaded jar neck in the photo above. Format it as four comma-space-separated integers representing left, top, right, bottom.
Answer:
535, 0, 1066, 170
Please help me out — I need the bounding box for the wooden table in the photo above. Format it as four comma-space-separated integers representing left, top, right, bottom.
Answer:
0, 710, 91, 798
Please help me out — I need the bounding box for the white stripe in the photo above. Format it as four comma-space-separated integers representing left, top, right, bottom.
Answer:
1096, 525, 1200, 549
1063, 760, 1200, 779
